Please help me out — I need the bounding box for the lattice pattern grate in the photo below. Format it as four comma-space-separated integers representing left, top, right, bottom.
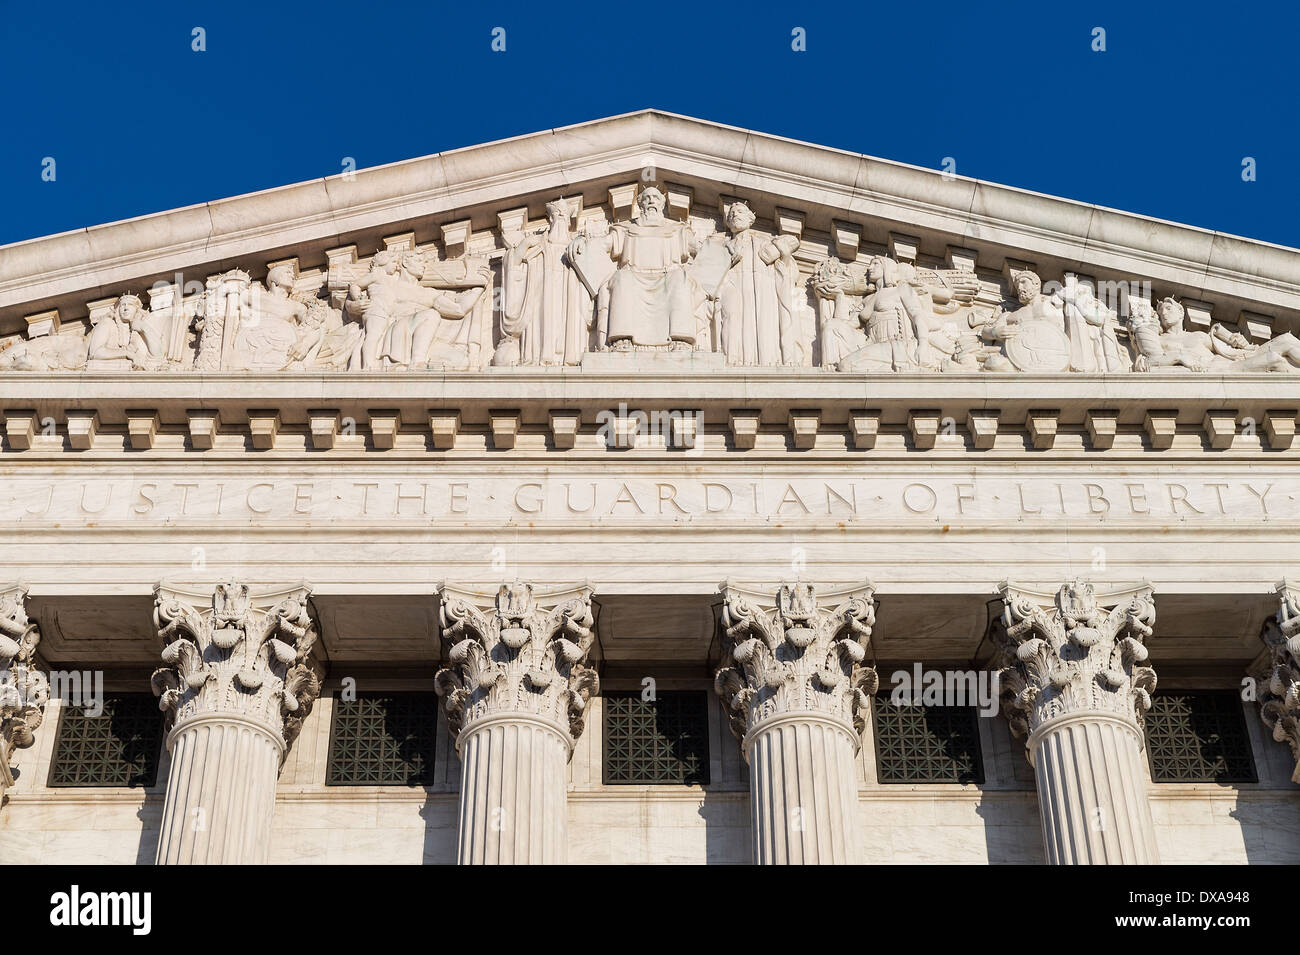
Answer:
603, 690, 710, 785
326, 692, 439, 786
872, 698, 984, 784
48, 694, 163, 788
1146, 691, 1256, 783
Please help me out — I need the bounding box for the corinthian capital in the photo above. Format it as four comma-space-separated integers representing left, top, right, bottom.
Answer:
151, 580, 322, 750
434, 582, 598, 748
0, 584, 48, 790
714, 580, 877, 745
996, 579, 1157, 740
1256, 579, 1300, 781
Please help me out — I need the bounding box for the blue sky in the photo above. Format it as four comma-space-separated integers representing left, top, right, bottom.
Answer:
1, 1, 1295, 247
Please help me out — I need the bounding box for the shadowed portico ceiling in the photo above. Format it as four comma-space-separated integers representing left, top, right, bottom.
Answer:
22, 589, 1278, 671
3, 109, 1299, 335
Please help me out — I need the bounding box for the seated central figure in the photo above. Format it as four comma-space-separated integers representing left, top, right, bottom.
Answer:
589, 186, 698, 350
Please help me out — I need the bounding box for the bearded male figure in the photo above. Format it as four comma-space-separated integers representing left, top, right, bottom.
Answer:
715, 200, 802, 365
583, 186, 698, 350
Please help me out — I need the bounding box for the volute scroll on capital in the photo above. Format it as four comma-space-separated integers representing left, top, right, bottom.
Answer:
433, 581, 599, 752
0, 584, 48, 790
714, 579, 878, 748
1256, 579, 1300, 781
150, 579, 322, 752
995, 578, 1157, 744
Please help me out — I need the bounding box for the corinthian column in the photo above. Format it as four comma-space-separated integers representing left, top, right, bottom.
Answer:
0, 585, 48, 808
151, 580, 321, 865
715, 580, 877, 865
1256, 579, 1300, 780
996, 579, 1159, 865
434, 582, 598, 865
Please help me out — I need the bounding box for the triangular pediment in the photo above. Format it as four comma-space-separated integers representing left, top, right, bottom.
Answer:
1, 109, 1298, 377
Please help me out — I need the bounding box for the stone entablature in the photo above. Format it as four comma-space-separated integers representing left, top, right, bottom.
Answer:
2, 373, 1297, 454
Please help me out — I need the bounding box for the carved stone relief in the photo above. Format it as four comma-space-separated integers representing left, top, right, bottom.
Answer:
1130, 297, 1300, 373
2, 182, 1294, 376
331, 251, 492, 372
714, 580, 878, 746
494, 198, 596, 367
995, 579, 1158, 744
151, 580, 322, 751
813, 255, 983, 372
0, 585, 47, 795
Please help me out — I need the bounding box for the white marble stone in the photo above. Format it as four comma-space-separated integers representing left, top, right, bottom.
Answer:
716, 581, 875, 864
152, 581, 321, 864
997, 579, 1160, 864
1, 113, 1299, 867
435, 582, 597, 864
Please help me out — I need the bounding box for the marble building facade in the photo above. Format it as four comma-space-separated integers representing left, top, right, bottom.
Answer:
2, 110, 1300, 864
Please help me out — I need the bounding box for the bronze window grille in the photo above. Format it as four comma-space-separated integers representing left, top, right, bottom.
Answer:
603, 690, 710, 785
326, 692, 438, 786
1145, 690, 1256, 783
872, 698, 984, 784
48, 694, 163, 788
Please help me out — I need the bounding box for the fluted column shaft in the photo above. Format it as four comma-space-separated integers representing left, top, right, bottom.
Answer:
456, 713, 570, 864
746, 712, 861, 864
435, 583, 598, 866
156, 713, 283, 864
1028, 711, 1159, 864
998, 579, 1160, 865
151, 580, 320, 866
715, 580, 877, 865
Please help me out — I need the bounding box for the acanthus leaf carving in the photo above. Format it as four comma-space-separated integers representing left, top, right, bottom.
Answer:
434, 581, 598, 752
0, 585, 48, 789
151, 579, 322, 753
714, 580, 877, 749
995, 578, 1157, 745
1256, 579, 1300, 781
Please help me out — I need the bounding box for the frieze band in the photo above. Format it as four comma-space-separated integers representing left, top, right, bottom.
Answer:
5, 185, 1300, 377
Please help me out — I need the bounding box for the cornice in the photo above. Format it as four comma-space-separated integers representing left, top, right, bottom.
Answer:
3, 110, 1299, 330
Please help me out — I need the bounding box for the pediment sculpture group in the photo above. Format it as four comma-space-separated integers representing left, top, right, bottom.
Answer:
4, 184, 1299, 375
